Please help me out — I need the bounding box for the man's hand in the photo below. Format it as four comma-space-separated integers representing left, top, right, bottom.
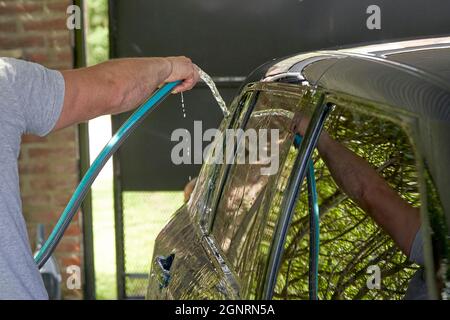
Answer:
291, 112, 309, 137
165, 56, 200, 93
291, 112, 331, 152
54, 56, 199, 131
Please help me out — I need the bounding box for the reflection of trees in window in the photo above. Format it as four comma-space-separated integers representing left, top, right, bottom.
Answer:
424, 170, 449, 296
212, 111, 295, 292
242, 145, 300, 299
275, 108, 421, 300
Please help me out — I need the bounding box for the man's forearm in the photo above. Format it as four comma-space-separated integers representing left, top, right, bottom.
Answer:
54, 58, 172, 130
317, 133, 369, 205
317, 132, 421, 256
86, 58, 172, 115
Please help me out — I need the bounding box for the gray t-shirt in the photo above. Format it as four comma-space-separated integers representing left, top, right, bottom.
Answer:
0, 58, 64, 299
405, 227, 428, 300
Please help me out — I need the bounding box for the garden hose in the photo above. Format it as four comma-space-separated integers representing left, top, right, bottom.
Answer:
294, 133, 320, 300
34, 81, 181, 269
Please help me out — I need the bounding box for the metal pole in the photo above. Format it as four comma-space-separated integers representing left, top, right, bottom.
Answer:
73, 0, 96, 300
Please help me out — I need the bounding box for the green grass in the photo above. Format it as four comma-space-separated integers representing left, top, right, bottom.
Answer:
92, 177, 183, 299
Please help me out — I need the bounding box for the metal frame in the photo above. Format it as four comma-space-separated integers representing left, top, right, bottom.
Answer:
262, 97, 332, 300
74, 0, 96, 300
107, 0, 126, 300
112, 154, 126, 299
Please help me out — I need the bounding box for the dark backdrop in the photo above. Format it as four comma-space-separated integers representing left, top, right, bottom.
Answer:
109, 0, 450, 190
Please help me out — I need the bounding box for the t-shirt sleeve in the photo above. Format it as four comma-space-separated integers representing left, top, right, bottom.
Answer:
409, 226, 424, 266
3, 58, 65, 137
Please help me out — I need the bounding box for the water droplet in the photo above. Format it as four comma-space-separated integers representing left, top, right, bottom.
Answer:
180, 91, 187, 118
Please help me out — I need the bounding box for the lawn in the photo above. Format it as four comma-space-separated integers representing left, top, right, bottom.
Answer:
91, 174, 183, 299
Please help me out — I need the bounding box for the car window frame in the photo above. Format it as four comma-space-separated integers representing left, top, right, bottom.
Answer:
265, 90, 445, 300
261, 94, 331, 299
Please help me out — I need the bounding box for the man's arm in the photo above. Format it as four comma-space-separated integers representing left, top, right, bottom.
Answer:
53, 56, 199, 131
316, 132, 421, 256
292, 115, 421, 257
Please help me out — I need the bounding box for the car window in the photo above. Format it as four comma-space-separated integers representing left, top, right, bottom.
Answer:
274, 104, 427, 300
209, 88, 309, 288
188, 91, 253, 225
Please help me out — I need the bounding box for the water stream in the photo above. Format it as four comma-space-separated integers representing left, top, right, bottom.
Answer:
196, 66, 230, 117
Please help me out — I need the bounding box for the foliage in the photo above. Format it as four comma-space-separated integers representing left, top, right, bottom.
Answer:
274, 108, 420, 300
86, 0, 109, 66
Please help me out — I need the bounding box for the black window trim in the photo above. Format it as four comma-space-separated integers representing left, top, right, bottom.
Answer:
262, 96, 333, 299
263, 91, 446, 300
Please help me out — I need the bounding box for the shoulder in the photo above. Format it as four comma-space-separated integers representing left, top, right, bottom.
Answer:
0, 57, 49, 82
0, 57, 15, 82
0, 57, 25, 73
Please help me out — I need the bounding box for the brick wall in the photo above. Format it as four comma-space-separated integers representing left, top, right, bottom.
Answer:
0, 0, 84, 299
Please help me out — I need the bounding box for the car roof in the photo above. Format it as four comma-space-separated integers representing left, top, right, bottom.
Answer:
244, 36, 450, 121
340, 36, 450, 84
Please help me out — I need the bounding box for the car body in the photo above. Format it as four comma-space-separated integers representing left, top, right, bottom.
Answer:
147, 36, 450, 300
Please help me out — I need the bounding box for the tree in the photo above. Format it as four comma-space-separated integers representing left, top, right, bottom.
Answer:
87, 0, 109, 66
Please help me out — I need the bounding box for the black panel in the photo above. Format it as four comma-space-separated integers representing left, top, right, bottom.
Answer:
109, 0, 450, 191
110, 0, 450, 76
112, 85, 237, 190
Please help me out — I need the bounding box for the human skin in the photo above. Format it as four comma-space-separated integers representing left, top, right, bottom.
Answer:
53, 56, 199, 131
292, 115, 421, 257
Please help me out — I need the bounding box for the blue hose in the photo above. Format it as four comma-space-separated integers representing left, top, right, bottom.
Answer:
294, 133, 320, 300
35, 81, 181, 269
307, 161, 320, 300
